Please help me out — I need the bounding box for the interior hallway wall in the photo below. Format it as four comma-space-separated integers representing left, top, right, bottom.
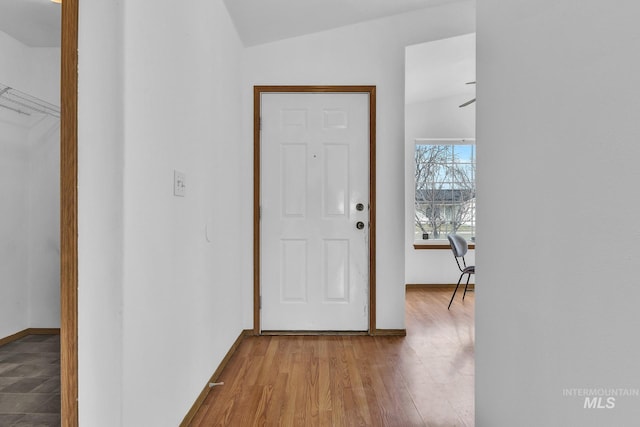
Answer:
78, 0, 244, 425
477, 0, 640, 425
77, 0, 125, 424
241, 0, 476, 330
121, 1, 244, 425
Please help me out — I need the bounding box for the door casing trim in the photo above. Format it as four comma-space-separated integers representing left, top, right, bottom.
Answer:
253, 85, 377, 335
61, 0, 79, 425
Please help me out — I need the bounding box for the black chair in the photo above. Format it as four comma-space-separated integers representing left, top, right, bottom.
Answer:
447, 234, 475, 309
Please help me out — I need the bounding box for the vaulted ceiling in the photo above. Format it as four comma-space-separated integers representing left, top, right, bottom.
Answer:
0, 0, 462, 48
223, 0, 461, 46
0, 0, 472, 102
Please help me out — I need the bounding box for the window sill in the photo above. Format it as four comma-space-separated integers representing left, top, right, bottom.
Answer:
413, 241, 475, 250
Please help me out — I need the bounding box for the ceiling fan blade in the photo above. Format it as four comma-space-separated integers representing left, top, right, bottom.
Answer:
459, 98, 476, 108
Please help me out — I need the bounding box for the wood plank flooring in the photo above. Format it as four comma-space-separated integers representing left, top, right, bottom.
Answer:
191, 288, 474, 426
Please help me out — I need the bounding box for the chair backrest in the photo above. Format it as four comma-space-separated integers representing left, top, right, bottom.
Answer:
447, 234, 468, 258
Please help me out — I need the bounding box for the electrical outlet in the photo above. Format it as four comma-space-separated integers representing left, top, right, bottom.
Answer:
174, 170, 186, 197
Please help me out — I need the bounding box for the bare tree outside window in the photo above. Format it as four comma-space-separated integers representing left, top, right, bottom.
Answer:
414, 143, 475, 240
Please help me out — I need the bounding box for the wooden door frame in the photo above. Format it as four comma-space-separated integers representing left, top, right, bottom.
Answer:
253, 85, 377, 335
61, 0, 79, 425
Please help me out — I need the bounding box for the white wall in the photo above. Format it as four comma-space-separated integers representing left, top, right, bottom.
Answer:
78, 0, 245, 425
29, 48, 61, 106
121, 1, 243, 424
0, 30, 60, 337
0, 113, 60, 338
242, 0, 476, 330
0, 110, 29, 339
0, 30, 59, 105
78, 0, 124, 424
477, 0, 640, 425
405, 96, 475, 140
27, 115, 61, 328
0, 30, 30, 94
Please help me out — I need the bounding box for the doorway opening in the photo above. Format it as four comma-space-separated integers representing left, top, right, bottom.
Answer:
0, 1, 79, 425
404, 33, 476, 287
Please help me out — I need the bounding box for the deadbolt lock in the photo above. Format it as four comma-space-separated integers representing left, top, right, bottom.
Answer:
356, 203, 364, 211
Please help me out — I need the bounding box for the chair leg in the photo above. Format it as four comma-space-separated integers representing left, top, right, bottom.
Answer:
463, 274, 471, 300
448, 273, 464, 310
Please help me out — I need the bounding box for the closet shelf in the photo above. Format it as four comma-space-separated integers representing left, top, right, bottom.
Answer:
0, 84, 60, 119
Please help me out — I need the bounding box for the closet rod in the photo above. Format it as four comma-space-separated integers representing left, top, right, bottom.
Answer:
0, 84, 60, 119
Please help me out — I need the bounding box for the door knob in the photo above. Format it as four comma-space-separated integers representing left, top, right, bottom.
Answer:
356, 221, 365, 230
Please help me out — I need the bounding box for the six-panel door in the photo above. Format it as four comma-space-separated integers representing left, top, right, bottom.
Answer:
261, 92, 370, 331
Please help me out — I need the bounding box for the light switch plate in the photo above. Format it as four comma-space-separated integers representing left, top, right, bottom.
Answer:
174, 170, 186, 197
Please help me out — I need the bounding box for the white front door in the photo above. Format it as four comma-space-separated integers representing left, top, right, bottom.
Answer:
260, 92, 370, 331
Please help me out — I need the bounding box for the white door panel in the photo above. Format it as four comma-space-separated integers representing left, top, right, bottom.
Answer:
261, 92, 369, 331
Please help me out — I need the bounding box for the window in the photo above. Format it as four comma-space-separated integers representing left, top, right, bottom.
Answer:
414, 139, 475, 242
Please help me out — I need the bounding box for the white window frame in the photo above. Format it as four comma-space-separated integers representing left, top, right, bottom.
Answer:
414, 138, 476, 245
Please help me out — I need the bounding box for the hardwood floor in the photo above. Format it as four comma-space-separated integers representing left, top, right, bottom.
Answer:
191, 288, 474, 426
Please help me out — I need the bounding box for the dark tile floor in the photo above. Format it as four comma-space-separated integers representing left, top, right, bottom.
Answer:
0, 334, 60, 427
